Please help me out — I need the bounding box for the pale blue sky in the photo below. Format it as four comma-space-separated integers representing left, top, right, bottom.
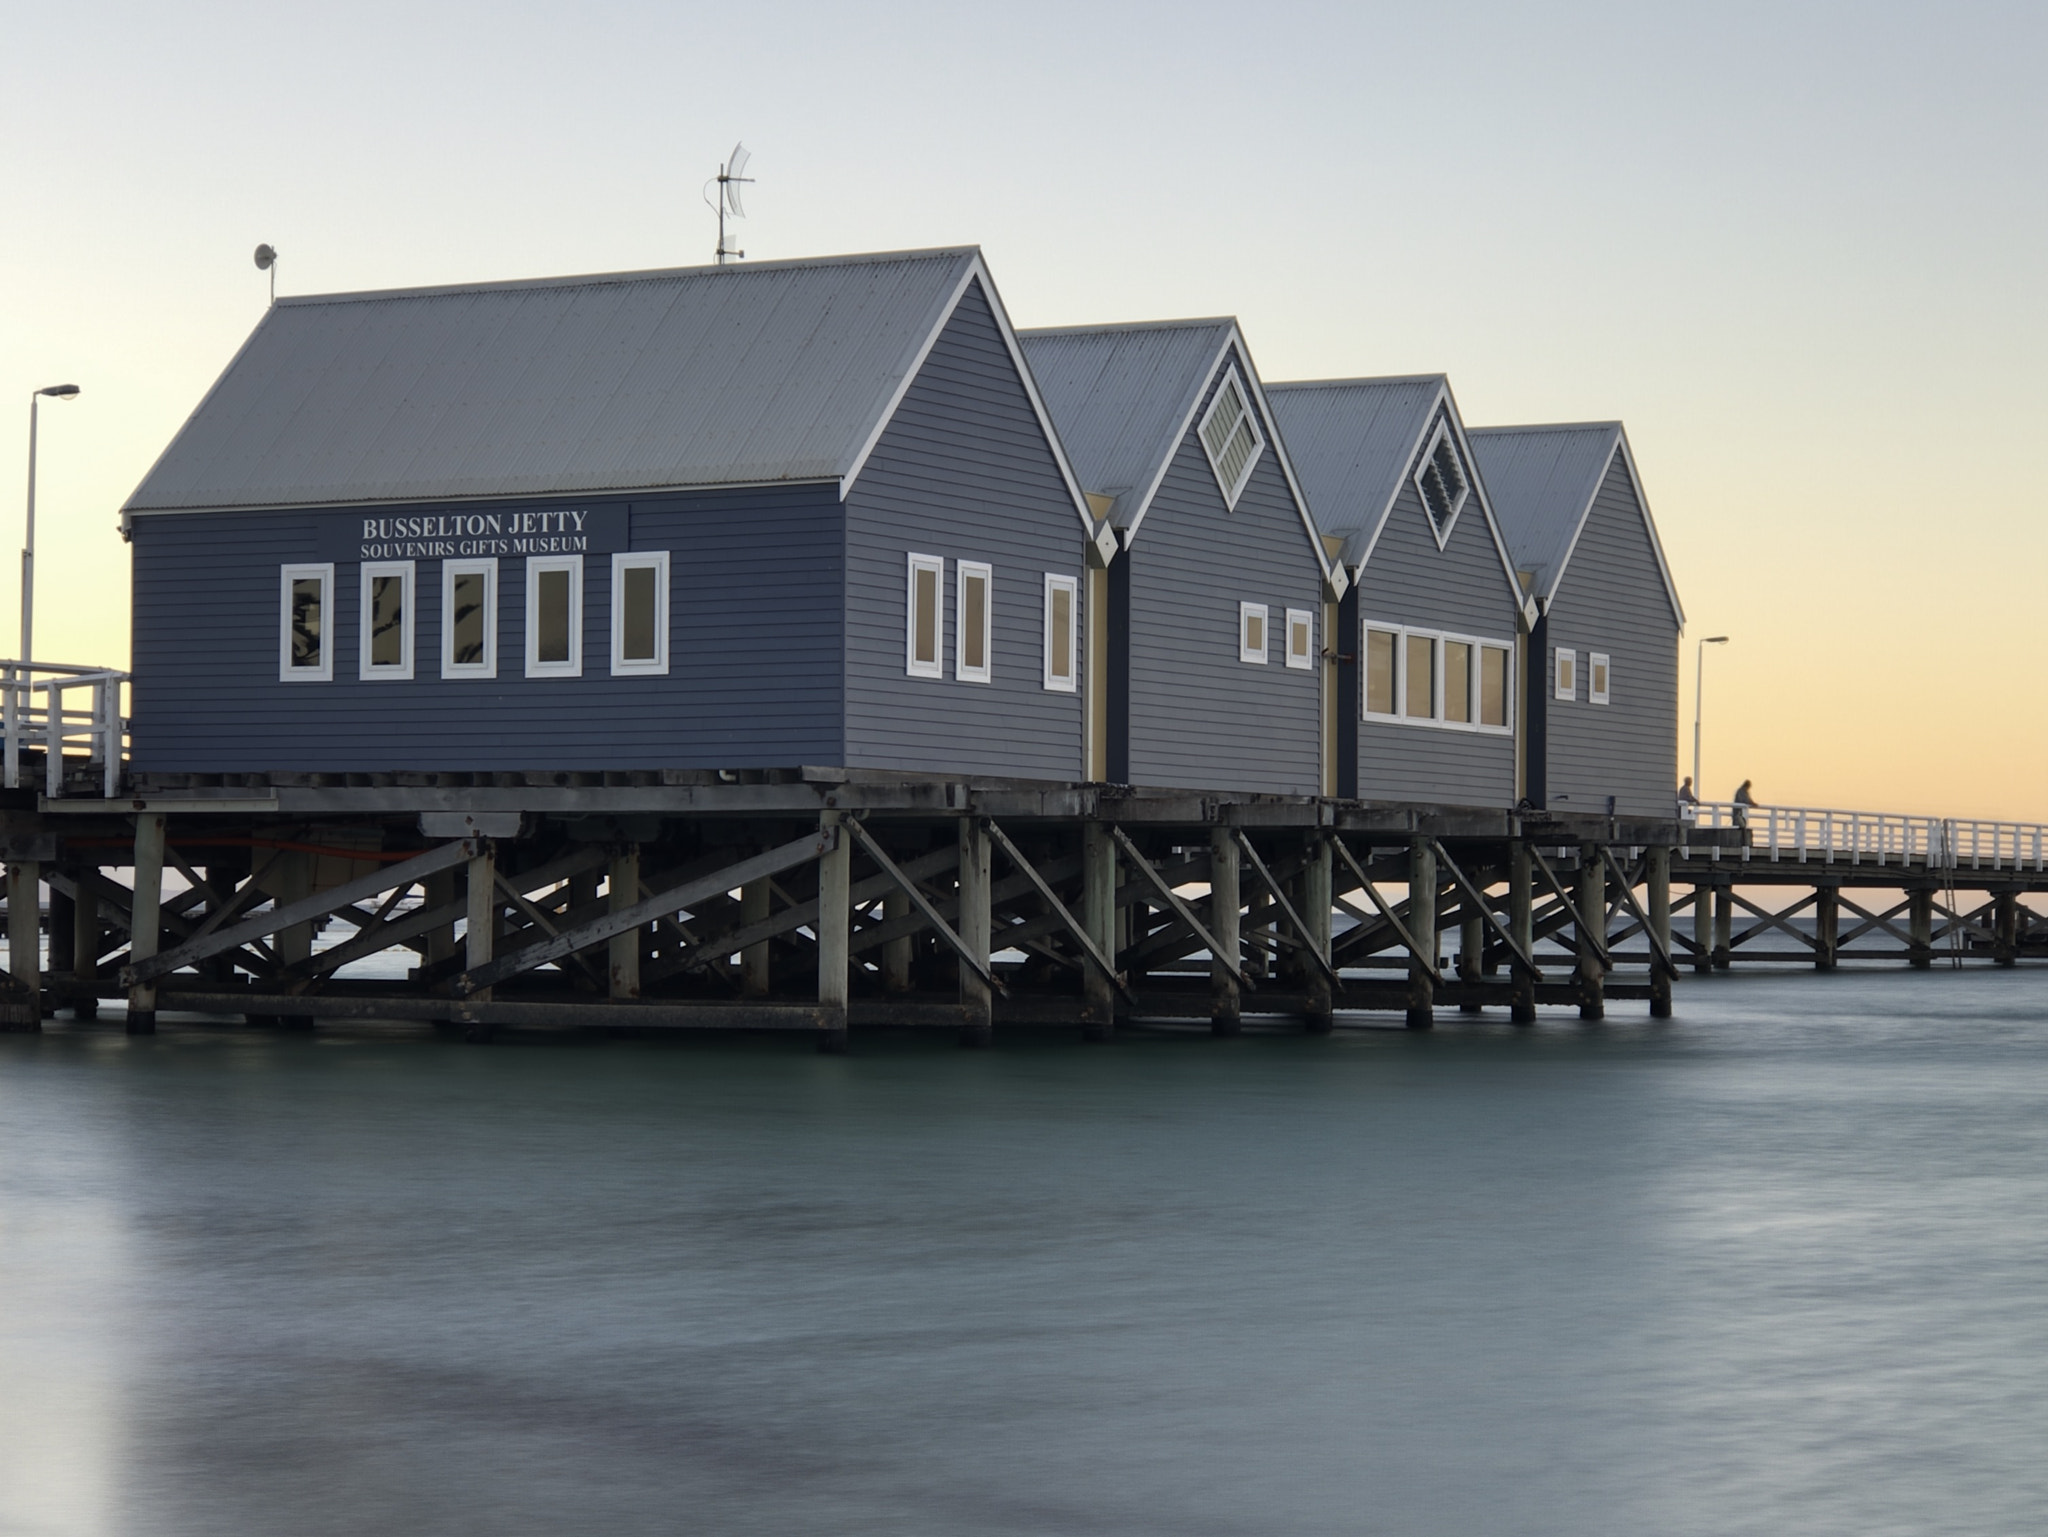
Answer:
4, 0, 2043, 810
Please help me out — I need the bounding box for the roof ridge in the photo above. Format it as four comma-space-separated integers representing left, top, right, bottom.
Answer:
1264, 373, 1446, 392
1467, 421, 1622, 436
273, 246, 983, 308
1016, 317, 1238, 339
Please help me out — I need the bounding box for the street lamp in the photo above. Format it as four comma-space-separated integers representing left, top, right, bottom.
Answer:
23, 383, 81, 662
1692, 634, 1730, 799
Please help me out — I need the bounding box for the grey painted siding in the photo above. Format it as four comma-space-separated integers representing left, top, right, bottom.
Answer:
1542, 453, 1679, 816
1347, 424, 1520, 807
128, 484, 847, 773
843, 279, 1086, 778
1122, 350, 1323, 794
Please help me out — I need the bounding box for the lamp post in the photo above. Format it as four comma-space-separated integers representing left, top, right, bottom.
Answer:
24, 384, 81, 662
1692, 635, 1730, 799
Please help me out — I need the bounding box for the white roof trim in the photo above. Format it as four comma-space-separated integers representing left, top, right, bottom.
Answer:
1542, 429, 1686, 629
120, 474, 844, 526
840, 253, 1095, 539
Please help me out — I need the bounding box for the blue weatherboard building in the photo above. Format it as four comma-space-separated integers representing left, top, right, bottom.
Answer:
120, 249, 1097, 780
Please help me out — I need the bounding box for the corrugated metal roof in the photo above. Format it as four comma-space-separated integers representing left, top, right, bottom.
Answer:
1015, 321, 1235, 525
125, 248, 983, 513
1263, 376, 1443, 546
1464, 423, 1621, 595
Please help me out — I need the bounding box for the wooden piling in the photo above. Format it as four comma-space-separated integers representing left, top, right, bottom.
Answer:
1712, 883, 1733, 970
1647, 844, 1673, 1018
816, 811, 850, 1052
1908, 885, 1935, 969
607, 846, 642, 999
1457, 890, 1484, 1014
1509, 841, 1536, 1024
71, 879, 98, 1020
1693, 879, 1714, 974
463, 841, 496, 1023
1576, 847, 1605, 1021
879, 887, 911, 996
1993, 890, 2019, 967
957, 817, 993, 1047
1081, 821, 1115, 1041
1405, 837, 1436, 1030
1302, 832, 1333, 1034
1210, 824, 1242, 1036
423, 868, 458, 970
6, 860, 41, 1031
127, 814, 165, 1035
1814, 884, 1840, 971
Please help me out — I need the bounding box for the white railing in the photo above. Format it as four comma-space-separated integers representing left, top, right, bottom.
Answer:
1684, 801, 2048, 873
0, 660, 129, 799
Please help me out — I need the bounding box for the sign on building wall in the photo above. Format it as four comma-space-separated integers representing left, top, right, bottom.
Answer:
317, 506, 630, 563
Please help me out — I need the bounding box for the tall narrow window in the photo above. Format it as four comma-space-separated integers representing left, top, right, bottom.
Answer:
1043, 573, 1078, 692
1285, 608, 1314, 670
906, 553, 943, 679
1404, 634, 1436, 720
525, 554, 583, 677
1444, 639, 1473, 724
279, 563, 334, 682
1197, 369, 1266, 507
1239, 602, 1269, 664
359, 561, 415, 680
1588, 652, 1611, 706
1364, 627, 1398, 716
1480, 645, 1510, 728
956, 561, 992, 683
1554, 647, 1577, 701
611, 551, 670, 676
442, 558, 497, 679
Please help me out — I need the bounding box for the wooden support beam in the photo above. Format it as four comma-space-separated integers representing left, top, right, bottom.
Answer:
1107, 827, 1247, 989
1713, 884, 1733, 969
1233, 832, 1339, 990
1209, 825, 1241, 1035
1434, 841, 1542, 983
6, 861, 40, 1031
1646, 845, 1673, 1018
1577, 847, 1605, 1021
1510, 842, 1537, 1024
1993, 890, 2020, 967
608, 847, 642, 999
127, 814, 165, 1034
1081, 821, 1116, 1039
1909, 886, 1935, 969
1325, 833, 1440, 983
1814, 884, 1841, 971
463, 842, 497, 1021
1301, 832, 1333, 1033
840, 819, 1002, 1000
1598, 846, 1675, 978
817, 812, 850, 1051
70, 875, 98, 1020
982, 819, 1128, 1012
956, 818, 994, 1047
1406, 837, 1437, 1029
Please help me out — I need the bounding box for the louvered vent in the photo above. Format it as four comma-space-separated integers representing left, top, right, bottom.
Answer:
1198, 372, 1264, 505
1414, 425, 1469, 539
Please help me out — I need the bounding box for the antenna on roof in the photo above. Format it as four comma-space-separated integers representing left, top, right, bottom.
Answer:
254, 243, 279, 305
705, 143, 754, 264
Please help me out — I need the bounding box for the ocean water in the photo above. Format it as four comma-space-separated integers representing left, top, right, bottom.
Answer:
1, 970, 2044, 1536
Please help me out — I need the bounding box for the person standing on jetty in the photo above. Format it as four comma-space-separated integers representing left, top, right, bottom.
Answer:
1677, 777, 1698, 819
1733, 779, 1757, 831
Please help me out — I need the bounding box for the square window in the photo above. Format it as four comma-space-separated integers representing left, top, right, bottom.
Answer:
1554, 647, 1577, 701
1043, 573, 1079, 692
1364, 627, 1398, 716
358, 560, 415, 680
1404, 633, 1436, 719
442, 559, 497, 679
279, 563, 334, 682
1589, 652, 1610, 706
1480, 645, 1510, 728
1239, 602, 1269, 664
1444, 639, 1473, 724
957, 560, 992, 683
525, 554, 583, 677
611, 551, 670, 676
1285, 608, 1314, 670
906, 553, 944, 678
1197, 369, 1266, 507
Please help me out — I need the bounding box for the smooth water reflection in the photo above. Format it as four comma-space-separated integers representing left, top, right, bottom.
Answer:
2, 971, 2045, 1535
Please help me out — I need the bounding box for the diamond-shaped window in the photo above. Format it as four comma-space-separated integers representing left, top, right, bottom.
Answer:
1413, 422, 1469, 542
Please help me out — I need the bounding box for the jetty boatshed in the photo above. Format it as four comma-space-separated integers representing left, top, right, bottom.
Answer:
1017, 320, 1340, 795
120, 248, 1098, 781
1267, 376, 1531, 808
1467, 422, 1684, 817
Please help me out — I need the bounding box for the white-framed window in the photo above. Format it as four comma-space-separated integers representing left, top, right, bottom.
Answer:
358, 560, 416, 680
1588, 652, 1611, 706
1043, 572, 1079, 692
956, 560, 993, 683
279, 563, 334, 682
611, 551, 670, 676
1239, 602, 1269, 664
441, 558, 498, 679
1285, 608, 1314, 670
525, 554, 583, 678
1197, 368, 1265, 508
906, 553, 944, 679
1412, 418, 1471, 544
1362, 617, 1513, 735
1554, 647, 1577, 701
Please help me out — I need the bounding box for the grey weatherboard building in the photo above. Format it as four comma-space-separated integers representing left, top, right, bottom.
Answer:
1267, 376, 1531, 808
1018, 320, 1338, 796
1467, 423, 1685, 818
120, 248, 1098, 780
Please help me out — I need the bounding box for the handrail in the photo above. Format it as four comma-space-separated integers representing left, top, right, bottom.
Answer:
1683, 801, 2048, 873
0, 660, 130, 799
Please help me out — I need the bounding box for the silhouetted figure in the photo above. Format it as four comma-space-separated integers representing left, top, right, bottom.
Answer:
1677, 776, 1697, 816
1732, 778, 1756, 831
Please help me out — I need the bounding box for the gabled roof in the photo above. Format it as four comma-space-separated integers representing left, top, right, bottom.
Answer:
1466, 422, 1684, 627
1265, 375, 1529, 621
1016, 319, 1331, 579
124, 247, 1092, 530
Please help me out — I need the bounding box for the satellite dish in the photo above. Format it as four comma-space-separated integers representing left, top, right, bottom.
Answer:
253, 244, 277, 271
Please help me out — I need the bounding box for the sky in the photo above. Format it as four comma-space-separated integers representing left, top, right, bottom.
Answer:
3, 0, 2043, 817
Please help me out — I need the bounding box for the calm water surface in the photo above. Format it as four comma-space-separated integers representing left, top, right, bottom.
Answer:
2, 971, 2044, 1536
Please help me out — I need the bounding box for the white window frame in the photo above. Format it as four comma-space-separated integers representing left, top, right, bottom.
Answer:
1042, 572, 1079, 693
1554, 647, 1577, 702
1196, 368, 1266, 509
1239, 602, 1270, 664
1361, 617, 1514, 736
357, 560, 416, 681
441, 558, 498, 680
610, 550, 671, 677
525, 554, 583, 679
955, 560, 993, 684
1284, 607, 1315, 671
1411, 417, 1471, 547
278, 563, 335, 683
906, 552, 944, 679
1588, 651, 1611, 706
